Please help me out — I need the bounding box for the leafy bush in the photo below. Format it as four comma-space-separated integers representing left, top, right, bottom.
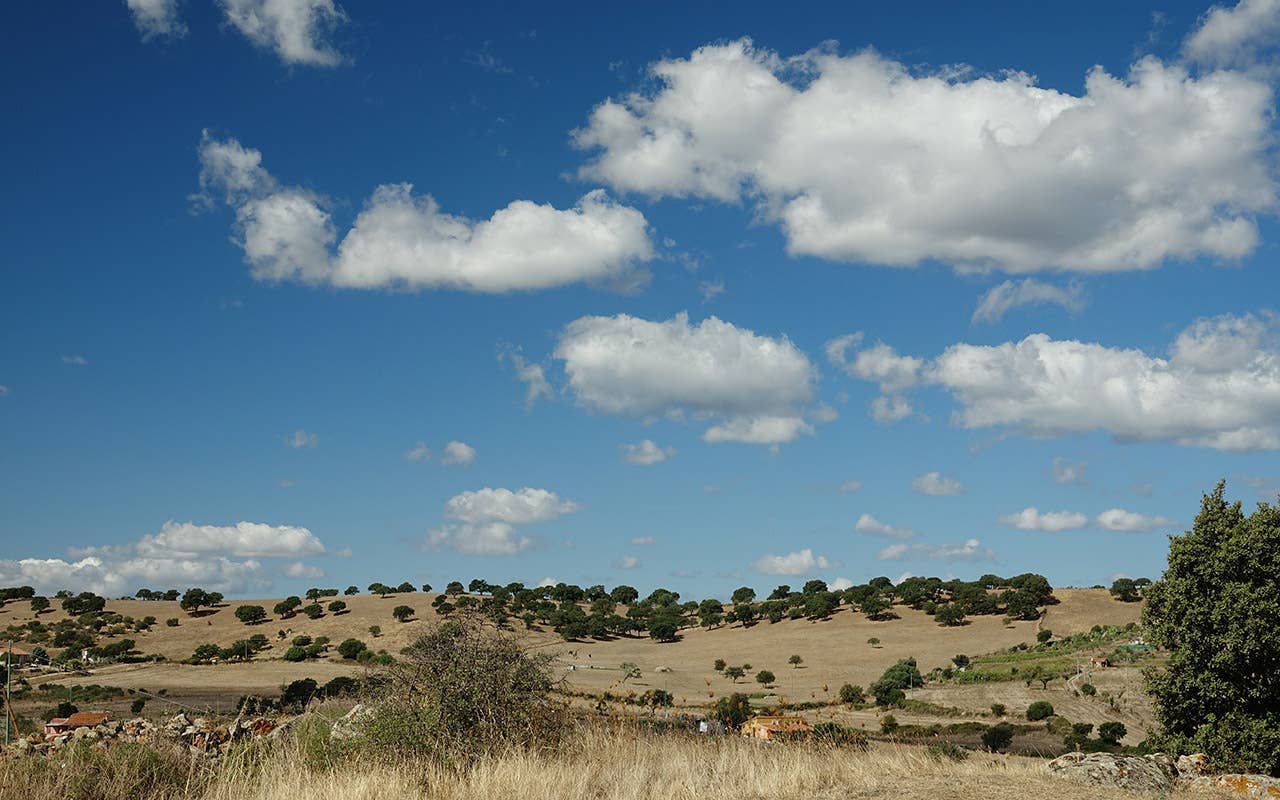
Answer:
1080, 682, 1096, 696
990, 703, 1006, 717
880, 714, 899, 734
1026, 700, 1055, 721
1098, 721, 1127, 745
713, 693, 752, 729
982, 722, 1015, 752
839, 683, 865, 704
282, 646, 307, 662
927, 741, 969, 761
357, 611, 565, 763
337, 638, 367, 660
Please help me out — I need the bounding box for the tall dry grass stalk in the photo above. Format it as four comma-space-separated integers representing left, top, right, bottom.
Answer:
191, 732, 1150, 800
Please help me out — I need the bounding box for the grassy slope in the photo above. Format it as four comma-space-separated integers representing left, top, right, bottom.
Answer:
6, 589, 1146, 734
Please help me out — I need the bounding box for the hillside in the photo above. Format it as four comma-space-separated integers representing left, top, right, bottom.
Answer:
5, 588, 1148, 741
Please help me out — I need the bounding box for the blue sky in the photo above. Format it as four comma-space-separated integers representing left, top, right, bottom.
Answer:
2, 0, 1279, 600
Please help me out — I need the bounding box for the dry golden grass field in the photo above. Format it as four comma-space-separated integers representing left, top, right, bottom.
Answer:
6, 588, 1147, 738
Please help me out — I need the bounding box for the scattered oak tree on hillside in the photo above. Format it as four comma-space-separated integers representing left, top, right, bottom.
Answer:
392, 605, 415, 622
234, 605, 267, 625
1144, 482, 1280, 776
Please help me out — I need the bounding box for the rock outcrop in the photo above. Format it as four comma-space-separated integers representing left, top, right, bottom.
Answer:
1044, 752, 1176, 794
7, 712, 288, 758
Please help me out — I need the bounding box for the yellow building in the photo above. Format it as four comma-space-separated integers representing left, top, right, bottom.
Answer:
739, 716, 814, 740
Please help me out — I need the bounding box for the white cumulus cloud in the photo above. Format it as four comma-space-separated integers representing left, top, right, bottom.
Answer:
126, 0, 186, 41
196, 134, 654, 293
428, 488, 580, 556
282, 561, 325, 579
554, 312, 817, 445
854, 513, 916, 540
912, 471, 964, 496
285, 429, 318, 448
135, 520, 326, 558
752, 548, 832, 575
403, 442, 431, 462
1096, 508, 1176, 532
847, 313, 1280, 451
613, 556, 640, 569
998, 507, 1089, 532
441, 441, 477, 466
218, 0, 348, 67
621, 439, 675, 465
1185, 0, 1280, 66
575, 39, 1273, 273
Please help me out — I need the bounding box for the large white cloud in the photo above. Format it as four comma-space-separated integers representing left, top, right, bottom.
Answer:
125, 0, 186, 41
196, 134, 654, 293
554, 312, 817, 444
0, 556, 268, 598
998, 507, 1089, 532
135, 520, 326, 558
839, 313, 1280, 451
752, 549, 832, 575
1185, 0, 1280, 66
218, 0, 348, 67
574, 40, 1273, 273
428, 488, 579, 556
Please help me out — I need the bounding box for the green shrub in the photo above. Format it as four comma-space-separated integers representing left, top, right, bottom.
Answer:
982, 722, 1015, 752
282, 646, 307, 662
927, 741, 969, 761
880, 714, 899, 734
839, 683, 865, 704
1080, 682, 1096, 696
356, 611, 565, 764
1026, 700, 1055, 721
1098, 721, 1127, 745
990, 703, 1006, 717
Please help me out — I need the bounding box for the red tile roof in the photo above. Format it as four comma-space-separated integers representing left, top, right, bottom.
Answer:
64, 712, 110, 728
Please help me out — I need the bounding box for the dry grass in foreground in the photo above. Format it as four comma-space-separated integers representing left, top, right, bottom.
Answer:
2, 730, 1160, 800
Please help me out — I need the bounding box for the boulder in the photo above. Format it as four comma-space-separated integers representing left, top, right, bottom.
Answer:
1045, 752, 1175, 794
1178, 753, 1212, 777
1181, 774, 1280, 797
330, 703, 375, 742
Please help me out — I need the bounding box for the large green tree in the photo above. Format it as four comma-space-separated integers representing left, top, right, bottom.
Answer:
1143, 482, 1280, 776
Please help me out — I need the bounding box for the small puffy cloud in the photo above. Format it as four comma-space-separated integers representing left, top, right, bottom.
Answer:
555, 312, 816, 445
501, 350, 554, 407
1185, 0, 1280, 66
0, 386, 8, 397
285, 429, 318, 448
444, 488, 579, 525
282, 561, 325, 579
826, 335, 922, 393
912, 472, 964, 496
972, 279, 1085, 324
218, 0, 348, 67
752, 548, 832, 575
441, 441, 477, 466
136, 520, 326, 558
621, 439, 675, 465
197, 134, 654, 293
869, 395, 913, 424
428, 488, 579, 556
854, 513, 916, 540
575, 39, 1273, 272
126, 0, 186, 41
877, 538, 993, 562
61, 355, 89, 366
998, 507, 1089, 532
1096, 508, 1176, 532
1052, 458, 1088, 486
613, 556, 640, 569
631, 536, 655, 545
701, 415, 813, 445
850, 313, 1280, 451
829, 577, 854, 591
535, 577, 558, 588
403, 442, 431, 462
839, 479, 862, 494
699, 280, 725, 302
